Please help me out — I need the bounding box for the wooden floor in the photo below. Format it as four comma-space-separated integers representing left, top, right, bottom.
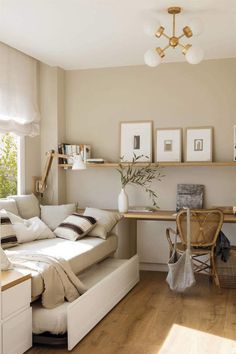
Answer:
28, 271, 236, 354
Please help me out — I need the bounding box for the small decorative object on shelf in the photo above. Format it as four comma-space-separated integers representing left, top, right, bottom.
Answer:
86, 158, 105, 164
156, 128, 182, 162
117, 154, 164, 212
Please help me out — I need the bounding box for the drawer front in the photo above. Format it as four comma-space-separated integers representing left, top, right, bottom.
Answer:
2, 280, 31, 320
2, 307, 32, 354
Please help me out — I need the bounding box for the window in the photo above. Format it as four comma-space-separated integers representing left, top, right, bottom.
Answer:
0, 133, 24, 197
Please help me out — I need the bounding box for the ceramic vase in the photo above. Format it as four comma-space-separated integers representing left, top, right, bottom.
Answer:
118, 188, 129, 213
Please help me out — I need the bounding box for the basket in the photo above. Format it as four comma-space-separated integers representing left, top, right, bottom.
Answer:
217, 246, 236, 288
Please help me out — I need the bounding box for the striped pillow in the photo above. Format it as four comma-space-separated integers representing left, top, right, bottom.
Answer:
54, 213, 97, 241
0, 210, 18, 249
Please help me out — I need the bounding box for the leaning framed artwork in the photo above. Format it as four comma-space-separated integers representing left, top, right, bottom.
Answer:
186, 127, 213, 162
120, 121, 153, 162
156, 128, 182, 162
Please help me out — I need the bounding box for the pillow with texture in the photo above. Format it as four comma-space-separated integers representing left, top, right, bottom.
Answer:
7, 211, 55, 243
8, 194, 40, 219
40, 203, 77, 230
0, 210, 18, 249
0, 247, 12, 270
83, 208, 121, 239
54, 213, 97, 241
0, 198, 19, 215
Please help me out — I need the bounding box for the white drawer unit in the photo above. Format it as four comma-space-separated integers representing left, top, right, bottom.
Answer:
1, 280, 31, 320
1, 270, 32, 354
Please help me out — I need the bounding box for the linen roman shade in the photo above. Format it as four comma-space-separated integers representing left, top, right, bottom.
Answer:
0, 42, 40, 136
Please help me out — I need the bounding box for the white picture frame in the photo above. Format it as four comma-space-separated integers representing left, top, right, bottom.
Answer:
156, 128, 182, 162
120, 121, 152, 162
186, 127, 213, 162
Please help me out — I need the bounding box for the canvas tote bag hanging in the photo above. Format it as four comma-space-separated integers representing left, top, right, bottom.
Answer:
166, 208, 196, 292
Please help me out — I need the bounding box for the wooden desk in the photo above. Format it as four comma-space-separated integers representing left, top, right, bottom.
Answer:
123, 210, 236, 223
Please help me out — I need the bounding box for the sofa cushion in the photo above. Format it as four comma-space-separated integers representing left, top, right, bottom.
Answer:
0, 209, 18, 249
0, 198, 19, 215
8, 194, 40, 219
7, 211, 55, 243
40, 203, 77, 230
54, 213, 97, 241
83, 208, 121, 239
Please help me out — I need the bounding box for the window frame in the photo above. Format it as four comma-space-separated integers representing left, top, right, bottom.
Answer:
17, 136, 25, 195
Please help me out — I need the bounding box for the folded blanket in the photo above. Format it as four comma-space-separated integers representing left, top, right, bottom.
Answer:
9, 253, 87, 309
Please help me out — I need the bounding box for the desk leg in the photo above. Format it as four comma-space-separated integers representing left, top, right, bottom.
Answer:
114, 218, 137, 259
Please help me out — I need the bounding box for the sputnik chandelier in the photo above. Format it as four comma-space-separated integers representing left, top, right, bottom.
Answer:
144, 7, 204, 67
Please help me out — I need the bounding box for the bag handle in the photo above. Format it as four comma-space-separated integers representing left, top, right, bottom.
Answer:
184, 207, 191, 251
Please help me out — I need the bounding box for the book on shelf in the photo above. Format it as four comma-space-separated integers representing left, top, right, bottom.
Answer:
58, 143, 91, 164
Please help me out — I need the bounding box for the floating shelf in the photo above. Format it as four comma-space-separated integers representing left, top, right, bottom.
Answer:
58, 161, 236, 169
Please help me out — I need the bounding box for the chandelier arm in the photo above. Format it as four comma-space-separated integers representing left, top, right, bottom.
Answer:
178, 33, 185, 40
162, 32, 170, 40
178, 42, 185, 48
173, 14, 176, 36
163, 44, 170, 52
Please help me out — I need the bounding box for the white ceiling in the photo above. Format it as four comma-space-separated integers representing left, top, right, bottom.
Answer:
0, 0, 236, 70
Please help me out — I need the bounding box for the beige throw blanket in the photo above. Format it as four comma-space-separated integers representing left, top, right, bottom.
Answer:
9, 253, 87, 309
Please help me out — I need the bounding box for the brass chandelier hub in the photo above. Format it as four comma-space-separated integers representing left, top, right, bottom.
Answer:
169, 36, 179, 47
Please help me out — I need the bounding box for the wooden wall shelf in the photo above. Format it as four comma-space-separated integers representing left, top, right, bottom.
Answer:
58, 161, 236, 169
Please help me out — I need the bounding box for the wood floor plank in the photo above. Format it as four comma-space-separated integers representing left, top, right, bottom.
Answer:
28, 271, 236, 354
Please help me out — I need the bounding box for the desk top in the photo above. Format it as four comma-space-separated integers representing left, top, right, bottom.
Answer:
123, 210, 236, 223
0, 269, 31, 291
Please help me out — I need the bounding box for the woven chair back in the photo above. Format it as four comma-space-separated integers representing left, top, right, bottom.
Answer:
176, 209, 224, 247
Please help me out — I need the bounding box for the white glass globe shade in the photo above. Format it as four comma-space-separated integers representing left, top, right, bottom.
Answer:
189, 18, 203, 36
144, 49, 161, 67
185, 46, 204, 64
143, 18, 161, 37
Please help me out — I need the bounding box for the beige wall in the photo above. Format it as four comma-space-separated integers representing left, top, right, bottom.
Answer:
64, 58, 236, 266
39, 63, 66, 204
65, 58, 236, 208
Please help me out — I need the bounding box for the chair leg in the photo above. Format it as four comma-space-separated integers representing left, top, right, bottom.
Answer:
211, 252, 220, 288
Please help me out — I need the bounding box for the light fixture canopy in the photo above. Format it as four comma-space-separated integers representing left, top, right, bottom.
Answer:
144, 6, 204, 66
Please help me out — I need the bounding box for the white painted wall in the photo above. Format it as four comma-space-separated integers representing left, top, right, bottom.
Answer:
63, 58, 236, 266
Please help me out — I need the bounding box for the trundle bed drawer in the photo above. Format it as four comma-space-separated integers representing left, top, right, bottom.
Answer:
1, 279, 31, 320
32, 255, 139, 351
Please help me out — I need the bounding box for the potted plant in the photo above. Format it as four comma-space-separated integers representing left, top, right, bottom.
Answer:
117, 154, 164, 212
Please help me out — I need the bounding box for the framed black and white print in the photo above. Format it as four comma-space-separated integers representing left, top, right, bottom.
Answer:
156, 128, 182, 162
120, 121, 152, 162
186, 127, 213, 162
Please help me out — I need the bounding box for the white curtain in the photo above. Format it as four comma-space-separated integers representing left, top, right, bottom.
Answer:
0, 42, 40, 137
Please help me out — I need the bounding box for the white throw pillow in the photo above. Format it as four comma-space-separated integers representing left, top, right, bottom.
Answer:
83, 208, 121, 239
8, 194, 40, 219
40, 203, 77, 230
0, 198, 19, 215
0, 247, 12, 270
54, 213, 97, 241
7, 211, 55, 243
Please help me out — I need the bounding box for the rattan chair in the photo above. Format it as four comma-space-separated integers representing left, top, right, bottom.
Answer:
166, 209, 224, 286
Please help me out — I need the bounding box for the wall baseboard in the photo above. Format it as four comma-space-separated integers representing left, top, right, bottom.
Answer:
139, 262, 168, 272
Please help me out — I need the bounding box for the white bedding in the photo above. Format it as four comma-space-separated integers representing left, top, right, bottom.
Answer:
6, 235, 118, 298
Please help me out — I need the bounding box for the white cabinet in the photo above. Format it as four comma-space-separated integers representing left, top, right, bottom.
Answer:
1, 271, 32, 354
